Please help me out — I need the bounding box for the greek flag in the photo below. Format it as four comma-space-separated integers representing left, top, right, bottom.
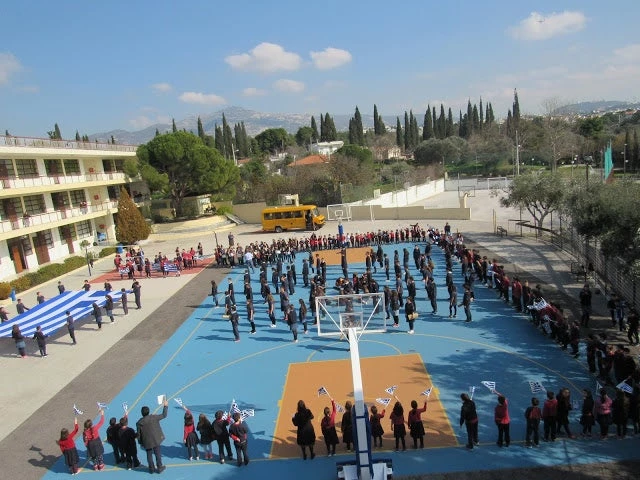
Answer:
385, 385, 397, 396
96, 402, 108, 409
376, 397, 392, 407
221, 411, 229, 421
230, 400, 241, 415
481, 381, 496, 393
73, 404, 84, 416
335, 403, 345, 413
318, 386, 329, 397
616, 381, 633, 394
174, 397, 184, 407
528, 381, 546, 394
122, 402, 129, 414
469, 386, 476, 399
240, 409, 255, 421
421, 387, 432, 397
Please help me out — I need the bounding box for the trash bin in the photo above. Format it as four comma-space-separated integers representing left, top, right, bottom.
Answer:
116, 244, 124, 254
228, 234, 235, 247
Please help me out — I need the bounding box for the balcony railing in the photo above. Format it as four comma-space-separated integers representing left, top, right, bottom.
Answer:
0, 135, 137, 152
0, 200, 118, 234
0, 171, 127, 190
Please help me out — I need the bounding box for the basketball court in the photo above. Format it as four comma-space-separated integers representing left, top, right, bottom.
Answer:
41, 239, 639, 480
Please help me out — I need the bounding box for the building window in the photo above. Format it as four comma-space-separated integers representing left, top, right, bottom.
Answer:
76, 220, 92, 237
63, 159, 81, 174
44, 159, 63, 176
59, 224, 78, 240
0, 159, 15, 177
15, 159, 38, 178
23, 195, 45, 215
114, 159, 125, 171
21, 236, 33, 256
69, 189, 87, 206
42, 229, 54, 248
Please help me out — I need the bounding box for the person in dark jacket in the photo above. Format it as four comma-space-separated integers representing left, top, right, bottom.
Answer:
118, 416, 141, 470
105, 295, 115, 323
32, 325, 48, 357
229, 412, 250, 466
197, 413, 215, 460
136, 399, 168, 474
459, 393, 478, 449
212, 410, 234, 464
292, 400, 316, 460
92, 302, 103, 329
106, 417, 124, 464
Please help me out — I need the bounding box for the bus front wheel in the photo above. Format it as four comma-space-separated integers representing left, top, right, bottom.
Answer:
275, 226, 283, 233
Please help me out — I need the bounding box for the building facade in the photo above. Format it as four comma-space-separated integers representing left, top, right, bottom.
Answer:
0, 135, 139, 279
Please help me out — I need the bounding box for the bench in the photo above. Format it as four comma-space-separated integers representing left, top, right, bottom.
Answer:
496, 226, 507, 237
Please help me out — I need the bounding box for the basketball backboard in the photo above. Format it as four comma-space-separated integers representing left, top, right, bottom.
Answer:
315, 292, 387, 341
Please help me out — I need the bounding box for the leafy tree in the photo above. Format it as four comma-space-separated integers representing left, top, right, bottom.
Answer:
115, 187, 151, 244
172, 118, 177, 133
497, 171, 565, 229
336, 144, 373, 165
295, 126, 314, 147
423, 106, 434, 140
310, 116, 319, 142
237, 158, 268, 203
395, 117, 403, 148
255, 128, 291, 155
136, 131, 239, 215
414, 138, 461, 166
577, 117, 604, 139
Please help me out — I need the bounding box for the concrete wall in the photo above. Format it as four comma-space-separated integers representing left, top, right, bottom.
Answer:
231, 202, 266, 224
350, 178, 445, 207
348, 205, 470, 221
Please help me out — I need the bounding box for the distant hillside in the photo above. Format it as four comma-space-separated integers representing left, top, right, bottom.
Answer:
554, 101, 640, 115
89, 106, 400, 146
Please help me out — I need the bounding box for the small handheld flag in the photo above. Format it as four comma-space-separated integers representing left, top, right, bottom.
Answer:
616, 381, 633, 394
221, 411, 229, 421
96, 402, 108, 410
335, 403, 345, 413
174, 398, 184, 407
528, 381, 546, 394
73, 404, 84, 416
421, 387, 432, 397
240, 409, 255, 421
385, 385, 397, 396
317, 386, 329, 397
469, 386, 476, 400
481, 381, 496, 393
376, 397, 392, 407
230, 399, 241, 415
122, 402, 129, 414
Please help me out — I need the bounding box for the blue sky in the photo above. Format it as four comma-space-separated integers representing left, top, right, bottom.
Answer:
1, 0, 639, 138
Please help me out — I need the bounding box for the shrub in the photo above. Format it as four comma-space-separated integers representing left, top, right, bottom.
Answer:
10, 276, 32, 293
215, 204, 233, 216
99, 247, 117, 258
0, 282, 11, 300
38, 263, 66, 278
64, 256, 88, 269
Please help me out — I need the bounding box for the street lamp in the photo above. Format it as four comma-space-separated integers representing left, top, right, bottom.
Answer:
80, 239, 92, 276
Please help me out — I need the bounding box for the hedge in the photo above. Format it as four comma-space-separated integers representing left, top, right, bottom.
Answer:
98, 247, 117, 258
0, 282, 11, 300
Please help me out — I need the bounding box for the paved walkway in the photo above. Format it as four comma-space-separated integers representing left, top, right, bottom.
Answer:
0, 191, 636, 480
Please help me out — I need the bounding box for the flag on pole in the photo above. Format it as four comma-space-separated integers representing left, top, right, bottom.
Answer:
385, 385, 398, 396
469, 386, 476, 399
335, 403, 345, 413
528, 381, 546, 394
73, 404, 84, 416
230, 399, 241, 415
481, 381, 496, 393
616, 381, 633, 394
174, 398, 184, 407
317, 386, 329, 397
221, 411, 229, 421
376, 397, 392, 407
96, 402, 108, 410
240, 409, 255, 421
421, 387, 432, 397
122, 402, 129, 414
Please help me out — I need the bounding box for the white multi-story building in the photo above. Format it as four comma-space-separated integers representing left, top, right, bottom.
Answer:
0, 135, 139, 279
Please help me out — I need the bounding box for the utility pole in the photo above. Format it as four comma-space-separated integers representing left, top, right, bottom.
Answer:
623, 143, 627, 175
515, 130, 520, 176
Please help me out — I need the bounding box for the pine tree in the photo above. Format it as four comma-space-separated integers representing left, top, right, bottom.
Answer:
472, 104, 480, 132
353, 106, 364, 145
377, 113, 386, 134
506, 110, 513, 138
423, 106, 434, 140
512, 89, 521, 133
75, 131, 81, 141
320, 114, 326, 141
197, 116, 205, 140
115, 187, 151, 244
396, 117, 403, 148
373, 104, 380, 134
446, 108, 454, 137
437, 105, 446, 140
171, 118, 177, 133
222, 114, 233, 158
479, 97, 484, 130
214, 124, 224, 153
404, 111, 410, 150
311, 116, 319, 142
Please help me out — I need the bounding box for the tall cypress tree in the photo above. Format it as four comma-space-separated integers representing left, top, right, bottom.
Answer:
377, 112, 386, 134
403, 111, 410, 150
197, 116, 205, 140
472, 105, 480, 132
354, 106, 364, 145
172, 118, 177, 133
446, 108, 454, 137
75, 131, 81, 141
214, 124, 224, 153
506, 110, 513, 138
310, 116, 319, 142
466, 101, 473, 136
324, 113, 337, 141
479, 97, 484, 130
423, 106, 434, 140
458, 110, 465, 137
512, 89, 521, 134
411, 111, 419, 148
155, 128, 160, 137
221, 114, 234, 158
373, 104, 380, 134
437, 105, 446, 139
348, 118, 356, 145
396, 117, 403, 148
432, 107, 437, 138
320, 113, 325, 141
633, 129, 639, 169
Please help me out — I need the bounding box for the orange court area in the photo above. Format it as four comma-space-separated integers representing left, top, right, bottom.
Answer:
270, 353, 458, 458
313, 246, 373, 266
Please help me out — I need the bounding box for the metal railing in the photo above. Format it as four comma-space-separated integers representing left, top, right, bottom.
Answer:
0, 171, 127, 190
0, 135, 137, 152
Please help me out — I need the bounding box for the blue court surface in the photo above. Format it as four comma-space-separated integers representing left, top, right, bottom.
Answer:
43, 241, 638, 479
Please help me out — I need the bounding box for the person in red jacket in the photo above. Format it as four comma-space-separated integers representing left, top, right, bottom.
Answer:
83, 410, 105, 470
493, 391, 510, 447
320, 399, 339, 456
542, 390, 558, 441
56, 416, 79, 475
369, 405, 385, 448
181, 405, 200, 460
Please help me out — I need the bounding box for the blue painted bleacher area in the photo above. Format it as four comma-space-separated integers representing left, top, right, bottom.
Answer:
0, 289, 127, 338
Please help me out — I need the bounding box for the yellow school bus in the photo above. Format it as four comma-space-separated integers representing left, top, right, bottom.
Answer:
261, 205, 325, 233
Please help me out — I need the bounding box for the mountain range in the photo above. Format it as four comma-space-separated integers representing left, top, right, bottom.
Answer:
91, 101, 640, 146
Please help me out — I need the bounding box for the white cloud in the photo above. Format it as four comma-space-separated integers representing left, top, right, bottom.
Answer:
323, 80, 347, 89
129, 114, 171, 130
612, 44, 640, 63
16, 85, 39, 93
225, 42, 302, 73
178, 91, 226, 106
310, 47, 352, 70
0, 52, 22, 85
273, 79, 304, 93
151, 82, 172, 93
242, 87, 267, 97
508, 11, 586, 40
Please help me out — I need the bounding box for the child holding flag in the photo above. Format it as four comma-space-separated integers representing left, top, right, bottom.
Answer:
389, 401, 407, 451
369, 405, 385, 448
524, 397, 542, 447
56, 416, 79, 475
321, 399, 339, 456
408, 399, 427, 449
83, 409, 106, 470
182, 406, 200, 461
341, 401, 353, 451
493, 391, 510, 447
